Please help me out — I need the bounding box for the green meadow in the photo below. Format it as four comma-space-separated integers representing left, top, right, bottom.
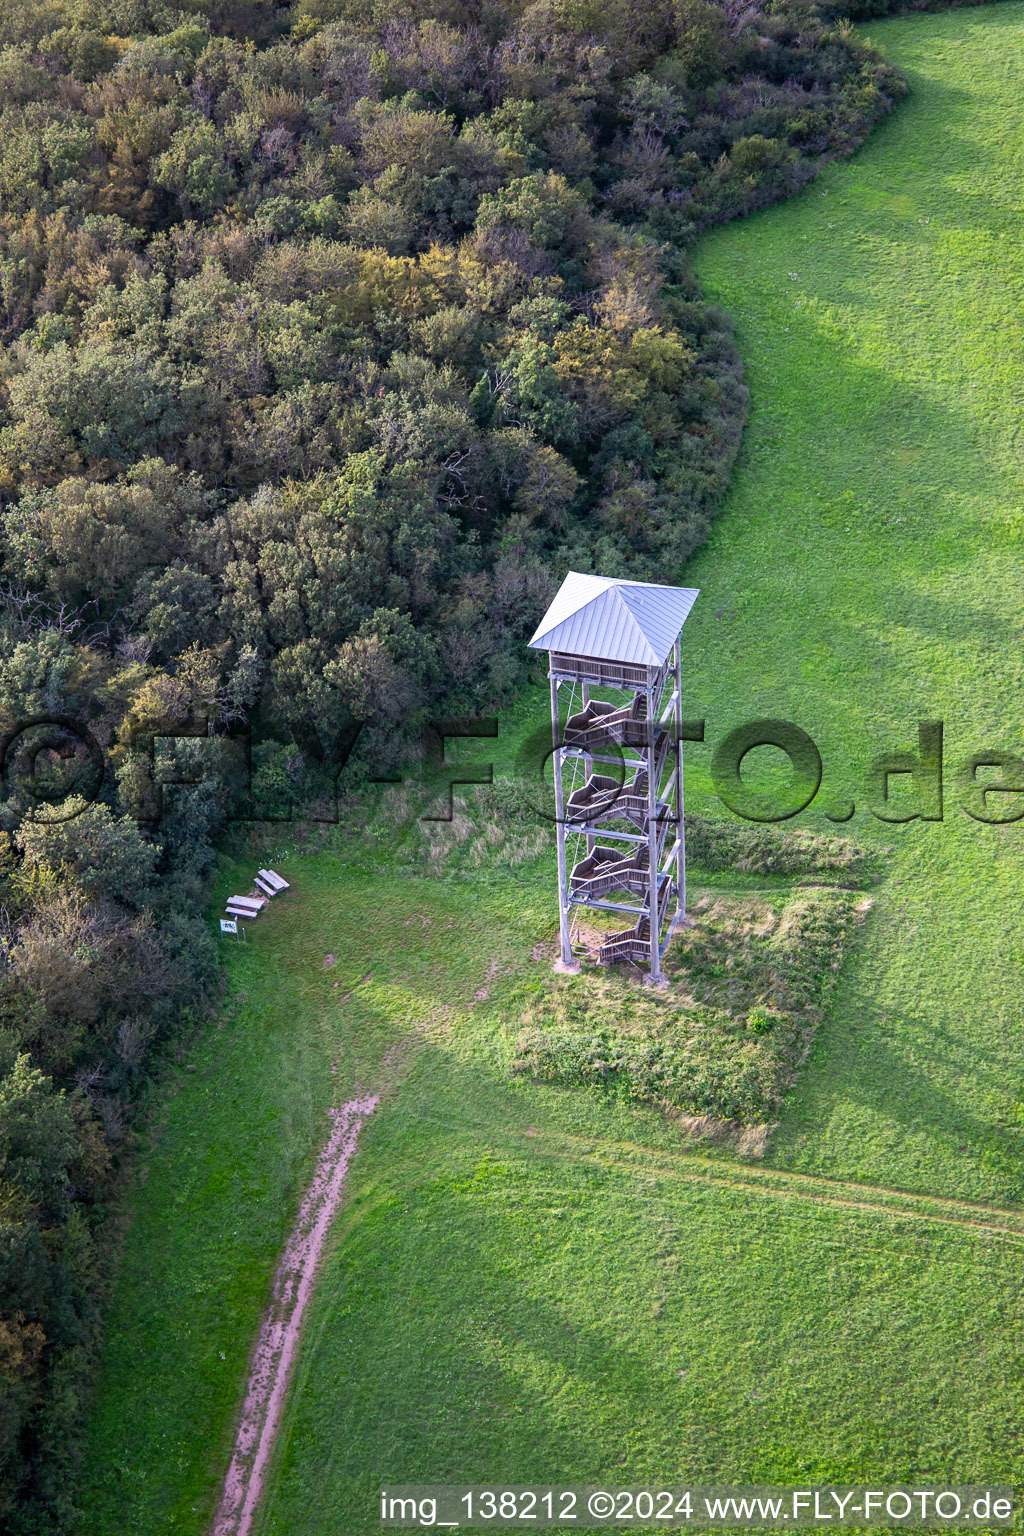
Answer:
80, 8, 1024, 1533
687, 1, 1024, 1201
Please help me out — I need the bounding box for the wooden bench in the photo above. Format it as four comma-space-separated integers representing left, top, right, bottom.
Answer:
256, 868, 290, 896
226, 895, 266, 919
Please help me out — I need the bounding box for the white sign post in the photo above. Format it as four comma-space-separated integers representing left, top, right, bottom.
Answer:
220, 918, 238, 936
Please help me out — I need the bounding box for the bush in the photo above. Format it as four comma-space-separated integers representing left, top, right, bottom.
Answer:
746, 1006, 774, 1035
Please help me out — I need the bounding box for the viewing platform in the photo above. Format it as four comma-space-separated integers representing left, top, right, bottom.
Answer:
529, 572, 698, 982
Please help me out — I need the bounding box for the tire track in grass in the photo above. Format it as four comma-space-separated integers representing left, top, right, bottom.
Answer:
210, 1095, 378, 1536
512, 1128, 1024, 1243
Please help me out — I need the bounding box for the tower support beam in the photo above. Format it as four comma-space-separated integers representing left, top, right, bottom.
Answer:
549, 674, 576, 970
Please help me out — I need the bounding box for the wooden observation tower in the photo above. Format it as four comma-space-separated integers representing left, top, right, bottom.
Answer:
528, 572, 699, 984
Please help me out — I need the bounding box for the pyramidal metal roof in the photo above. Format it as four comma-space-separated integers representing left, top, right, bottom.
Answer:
528, 572, 699, 667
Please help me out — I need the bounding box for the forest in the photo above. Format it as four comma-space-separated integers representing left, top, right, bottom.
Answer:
0, 0, 912, 1528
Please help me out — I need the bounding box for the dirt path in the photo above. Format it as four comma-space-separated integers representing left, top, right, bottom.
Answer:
211, 1096, 378, 1536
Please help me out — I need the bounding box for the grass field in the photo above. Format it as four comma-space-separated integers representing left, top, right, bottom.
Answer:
79, 8, 1024, 1533
687, 2, 1024, 1203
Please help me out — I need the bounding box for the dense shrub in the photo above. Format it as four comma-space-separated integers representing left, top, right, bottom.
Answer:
0, 0, 906, 771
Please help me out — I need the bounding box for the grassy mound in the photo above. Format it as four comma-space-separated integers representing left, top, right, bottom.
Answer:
513, 886, 866, 1128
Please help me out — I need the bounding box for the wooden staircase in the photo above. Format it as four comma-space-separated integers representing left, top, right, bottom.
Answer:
564, 760, 676, 967
598, 878, 673, 966
564, 695, 668, 753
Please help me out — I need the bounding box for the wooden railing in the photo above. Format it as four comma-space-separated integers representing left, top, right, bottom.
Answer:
550, 653, 668, 692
